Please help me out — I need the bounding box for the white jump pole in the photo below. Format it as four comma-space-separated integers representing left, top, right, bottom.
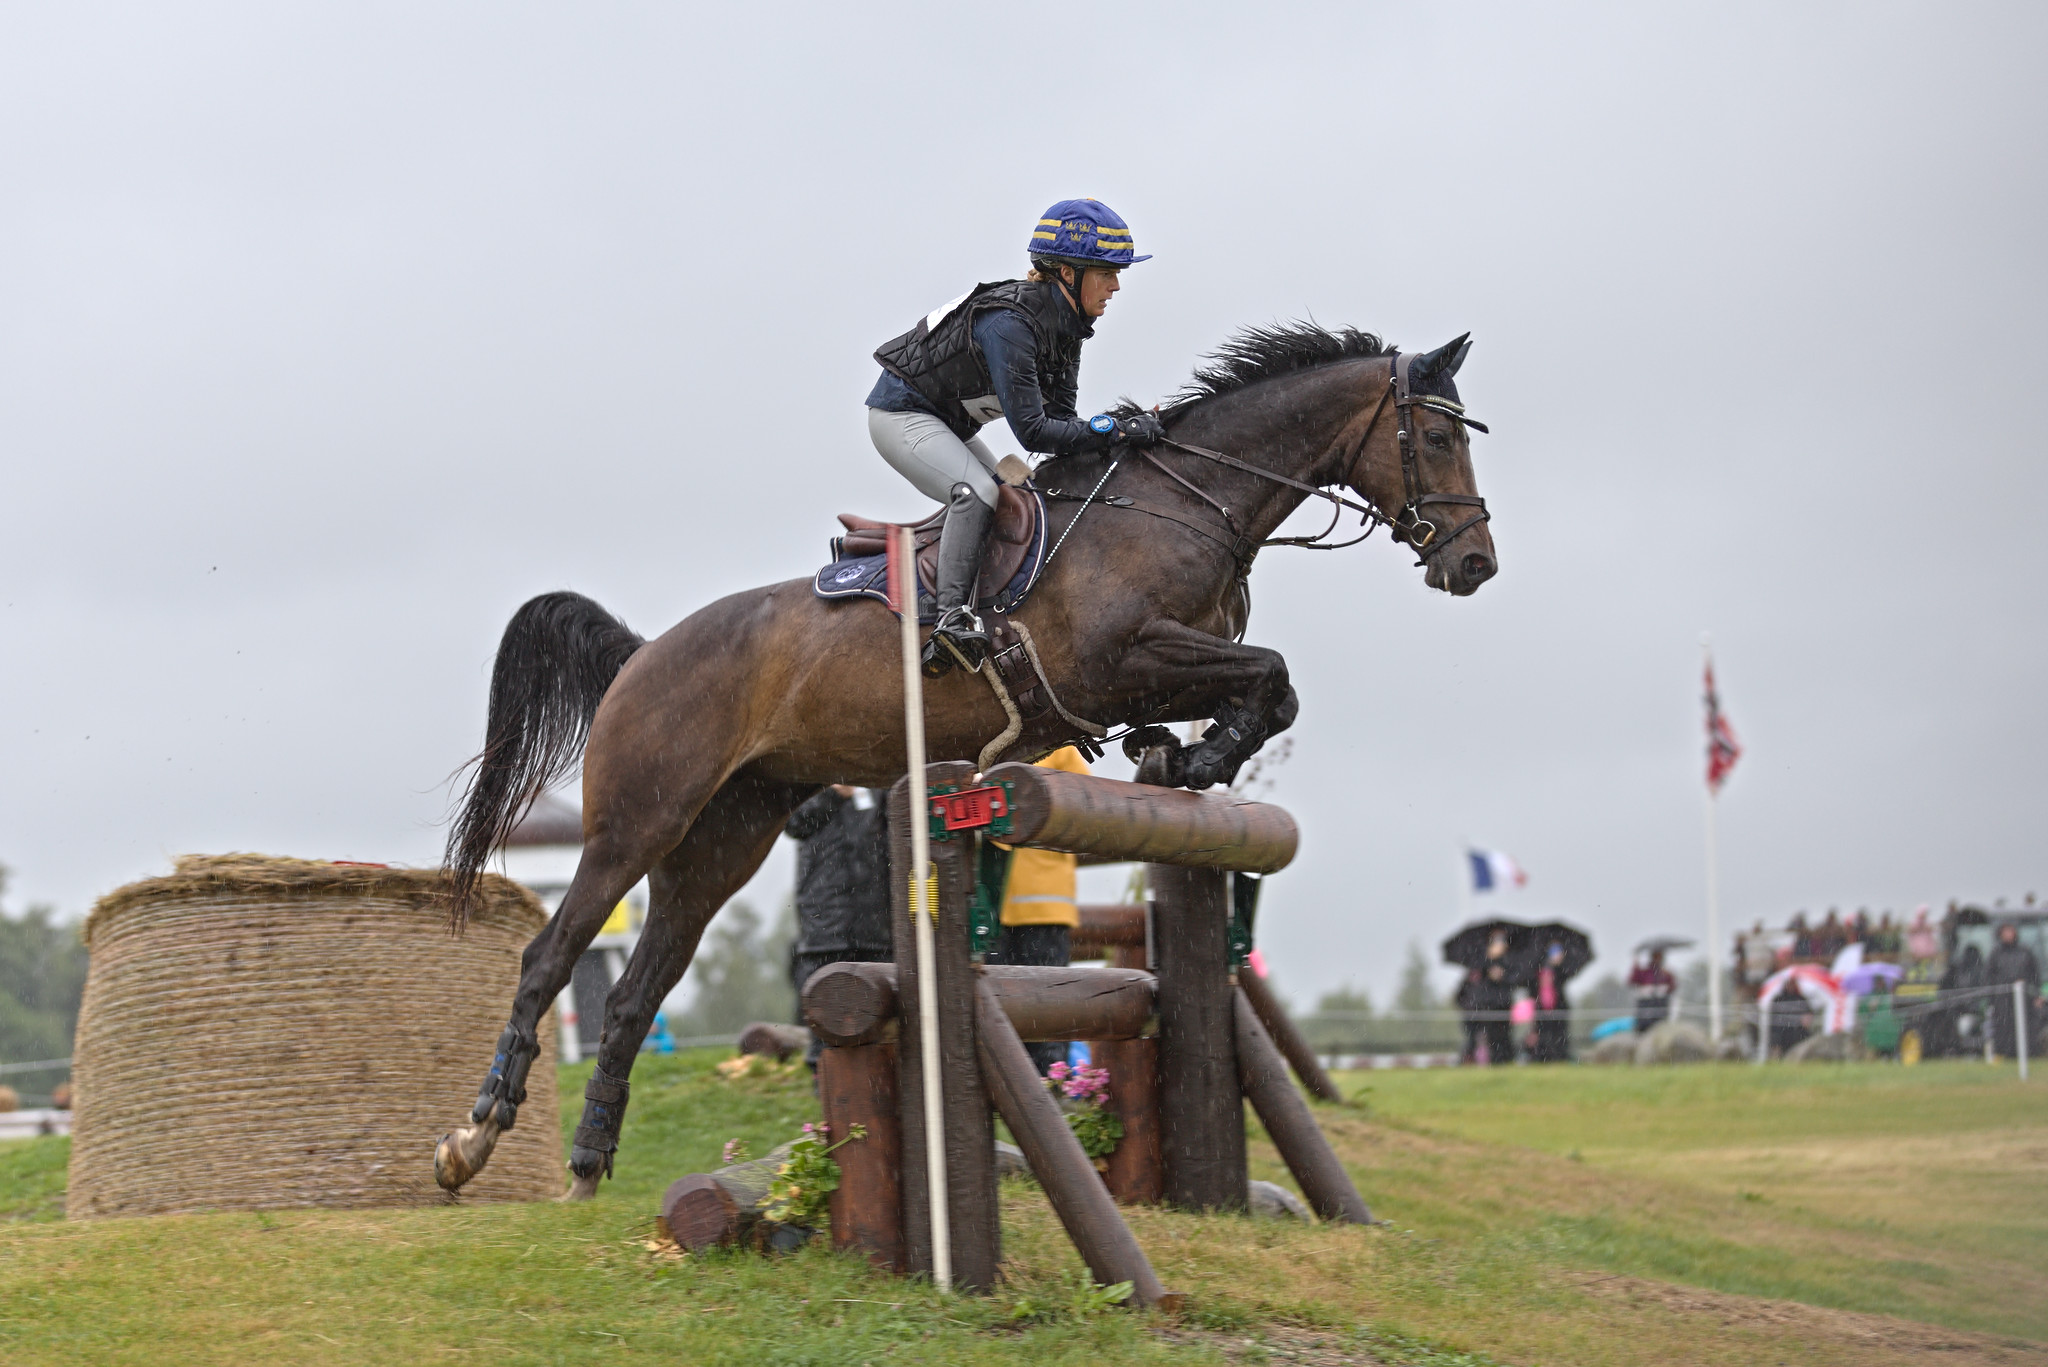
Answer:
1701, 637, 1724, 1050
893, 523, 951, 1291
2016, 980, 2030, 1082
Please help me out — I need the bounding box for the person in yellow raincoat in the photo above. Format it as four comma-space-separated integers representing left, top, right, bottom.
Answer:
987, 744, 1089, 1073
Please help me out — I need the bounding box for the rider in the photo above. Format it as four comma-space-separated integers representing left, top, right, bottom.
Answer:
867, 198, 1166, 677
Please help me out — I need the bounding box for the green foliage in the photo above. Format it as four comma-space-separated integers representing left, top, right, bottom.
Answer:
669, 897, 795, 1036
0, 864, 88, 1069
1315, 983, 1374, 1017
997, 1268, 1133, 1325
759, 1120, 866, 1228
1063, 1104, 1123, 1160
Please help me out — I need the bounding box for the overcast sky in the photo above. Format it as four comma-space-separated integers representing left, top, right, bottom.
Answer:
3, 3, 2043, 1009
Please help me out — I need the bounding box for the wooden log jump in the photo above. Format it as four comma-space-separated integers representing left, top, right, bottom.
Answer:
780, 764, 1366, 1310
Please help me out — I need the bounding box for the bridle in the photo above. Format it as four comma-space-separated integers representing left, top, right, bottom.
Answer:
1147, 349, 1491, 568
1385, 349, 1490, 563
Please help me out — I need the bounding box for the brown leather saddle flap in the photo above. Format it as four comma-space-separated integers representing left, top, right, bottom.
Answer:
835, 483, 1037, 598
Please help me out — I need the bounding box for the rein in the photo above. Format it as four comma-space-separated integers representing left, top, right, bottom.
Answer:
1042, 352, 1492, 590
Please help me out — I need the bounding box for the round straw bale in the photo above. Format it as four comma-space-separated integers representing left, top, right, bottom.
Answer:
66, 855, 561, 1218
0, 1085, 17, 1113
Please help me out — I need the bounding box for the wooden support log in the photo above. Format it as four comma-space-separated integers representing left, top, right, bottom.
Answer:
1089, 1035, 1163, 1205
805, 962, 1156, 1047
737, 1021, 812, 1062
1151, 864, 1246, 1213
1071, 904, 1146, 952
892, 764, 1000, 1291
1237, 967, 1344, 1104
974, 976, 1171, 1308
659, 1142, 793, 1251
819, 1042, 904, 1270
985, 763, 1299, 874
1233, 989, 1373, 1225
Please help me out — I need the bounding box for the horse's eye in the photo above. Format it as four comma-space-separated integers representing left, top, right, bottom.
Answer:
1425, 429, 1450, 449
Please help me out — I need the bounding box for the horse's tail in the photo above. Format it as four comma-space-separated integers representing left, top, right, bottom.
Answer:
444, 591, 645, 930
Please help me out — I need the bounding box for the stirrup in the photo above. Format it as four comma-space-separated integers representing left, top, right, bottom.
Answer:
922, 607, 989, 678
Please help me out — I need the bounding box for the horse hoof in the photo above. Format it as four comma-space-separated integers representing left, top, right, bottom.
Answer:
434, 1117, 501, 1192
562, 1171, 602, 1202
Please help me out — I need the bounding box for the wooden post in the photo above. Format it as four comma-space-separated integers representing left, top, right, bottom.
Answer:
1238, 966, 1344, 1104
1233, 989, 1372, 1224
820, 1042, 904, 1269
975, 978, 1171, 1307
1089, 1035, 1163, 1205
891, 764, 999, 1291
1149, 864, 1246, 1213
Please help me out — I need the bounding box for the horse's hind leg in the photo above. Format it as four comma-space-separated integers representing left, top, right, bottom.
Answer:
434, 818, 679, 1192
563, 768, 813, 1199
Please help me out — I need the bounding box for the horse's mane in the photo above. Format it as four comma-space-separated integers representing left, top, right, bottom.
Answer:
1114, 321, 1391, 420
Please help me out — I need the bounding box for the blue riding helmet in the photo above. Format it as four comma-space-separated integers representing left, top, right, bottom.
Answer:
1029, 198, 1151, 267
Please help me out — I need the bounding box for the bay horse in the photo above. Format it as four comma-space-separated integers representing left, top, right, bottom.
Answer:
434, 322, 1497, 1198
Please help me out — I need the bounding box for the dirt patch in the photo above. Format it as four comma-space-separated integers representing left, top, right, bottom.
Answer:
1152, 1324, 1392, 1364
1578, 1274, 2048, 1366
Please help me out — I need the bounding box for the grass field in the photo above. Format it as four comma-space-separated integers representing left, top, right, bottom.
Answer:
0, 1051, 2042, 1366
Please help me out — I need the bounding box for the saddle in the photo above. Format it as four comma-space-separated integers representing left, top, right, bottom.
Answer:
812, 482, 1051, 623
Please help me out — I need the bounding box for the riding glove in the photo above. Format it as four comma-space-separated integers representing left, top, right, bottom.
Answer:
1115, 412, 1167, 447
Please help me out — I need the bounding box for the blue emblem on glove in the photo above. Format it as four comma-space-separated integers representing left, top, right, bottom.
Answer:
1089, 414, 1116, 434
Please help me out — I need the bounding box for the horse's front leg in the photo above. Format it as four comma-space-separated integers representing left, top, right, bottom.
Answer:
1105, 619, 1294, 790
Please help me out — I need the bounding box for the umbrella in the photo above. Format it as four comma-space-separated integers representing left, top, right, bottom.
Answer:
1840, 961, 1903, 996
1443, 919, 1531, 970
1634, 934, 1695, 955
1519, 922, 1594, 983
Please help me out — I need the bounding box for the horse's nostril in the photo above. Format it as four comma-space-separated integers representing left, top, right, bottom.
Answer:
1462, 553, 1496, 583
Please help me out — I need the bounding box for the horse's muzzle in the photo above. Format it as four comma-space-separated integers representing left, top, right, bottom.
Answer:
1450, 550, 1497, 596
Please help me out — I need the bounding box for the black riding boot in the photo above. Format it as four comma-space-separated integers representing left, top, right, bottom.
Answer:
921, 482, 996, 678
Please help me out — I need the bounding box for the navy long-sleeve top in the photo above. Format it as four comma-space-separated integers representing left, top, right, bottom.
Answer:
866, 306, 1111, 457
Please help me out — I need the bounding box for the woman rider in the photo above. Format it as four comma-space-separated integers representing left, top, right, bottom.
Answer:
867, 198, 1165, 677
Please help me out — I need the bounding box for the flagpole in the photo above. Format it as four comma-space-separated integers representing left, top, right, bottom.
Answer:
1702, 635, 1724, 1047
895, 524, 950, 1291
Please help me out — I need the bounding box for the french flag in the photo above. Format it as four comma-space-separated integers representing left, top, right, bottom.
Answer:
1468, 848, 1527, 892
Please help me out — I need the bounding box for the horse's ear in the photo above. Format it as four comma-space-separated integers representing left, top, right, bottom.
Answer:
1416, 332, 1472, 379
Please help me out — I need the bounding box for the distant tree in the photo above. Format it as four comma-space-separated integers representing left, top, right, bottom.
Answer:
1299, 982, 1374, 1053
0, 864, 89, 1063
1394, 942, 1440, 1013
670, 897, 796, 1037
1314, 984, 1374, 1018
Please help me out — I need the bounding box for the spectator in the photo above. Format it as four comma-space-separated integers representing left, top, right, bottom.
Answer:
1986, 924, 2042, 1061
1740, 920, 1776, 989
1872, 912, 1900, 960
1814, 909, 1847, 962
1770, 978, 1812, 1056
784, 785, 893, 1067
986, 745, 1090, 1074
1456, 967, 1485, 1064
1790, 912, 1814, 961
1472, 936, 1515, 1065
1861, 978, 1902, 1059
1905, 906, 1940, 964
1629, 949, 1675, 1034
1530, 941, 1573, 1063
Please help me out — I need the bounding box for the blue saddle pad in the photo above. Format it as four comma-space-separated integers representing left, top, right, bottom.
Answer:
811, 487, 1050, 625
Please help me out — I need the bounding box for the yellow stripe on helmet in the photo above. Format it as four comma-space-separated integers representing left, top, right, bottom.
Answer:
1038, 218, 1063, 227
1031, 231, 1058, 241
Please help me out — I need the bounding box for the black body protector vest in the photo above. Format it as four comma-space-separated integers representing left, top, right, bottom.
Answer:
872, 279, 1085, 440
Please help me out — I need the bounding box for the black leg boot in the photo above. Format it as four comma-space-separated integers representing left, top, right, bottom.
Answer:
921, 482, 997, 678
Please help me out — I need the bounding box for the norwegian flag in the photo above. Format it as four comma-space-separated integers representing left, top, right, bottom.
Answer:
1703, 655, 1742, 793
